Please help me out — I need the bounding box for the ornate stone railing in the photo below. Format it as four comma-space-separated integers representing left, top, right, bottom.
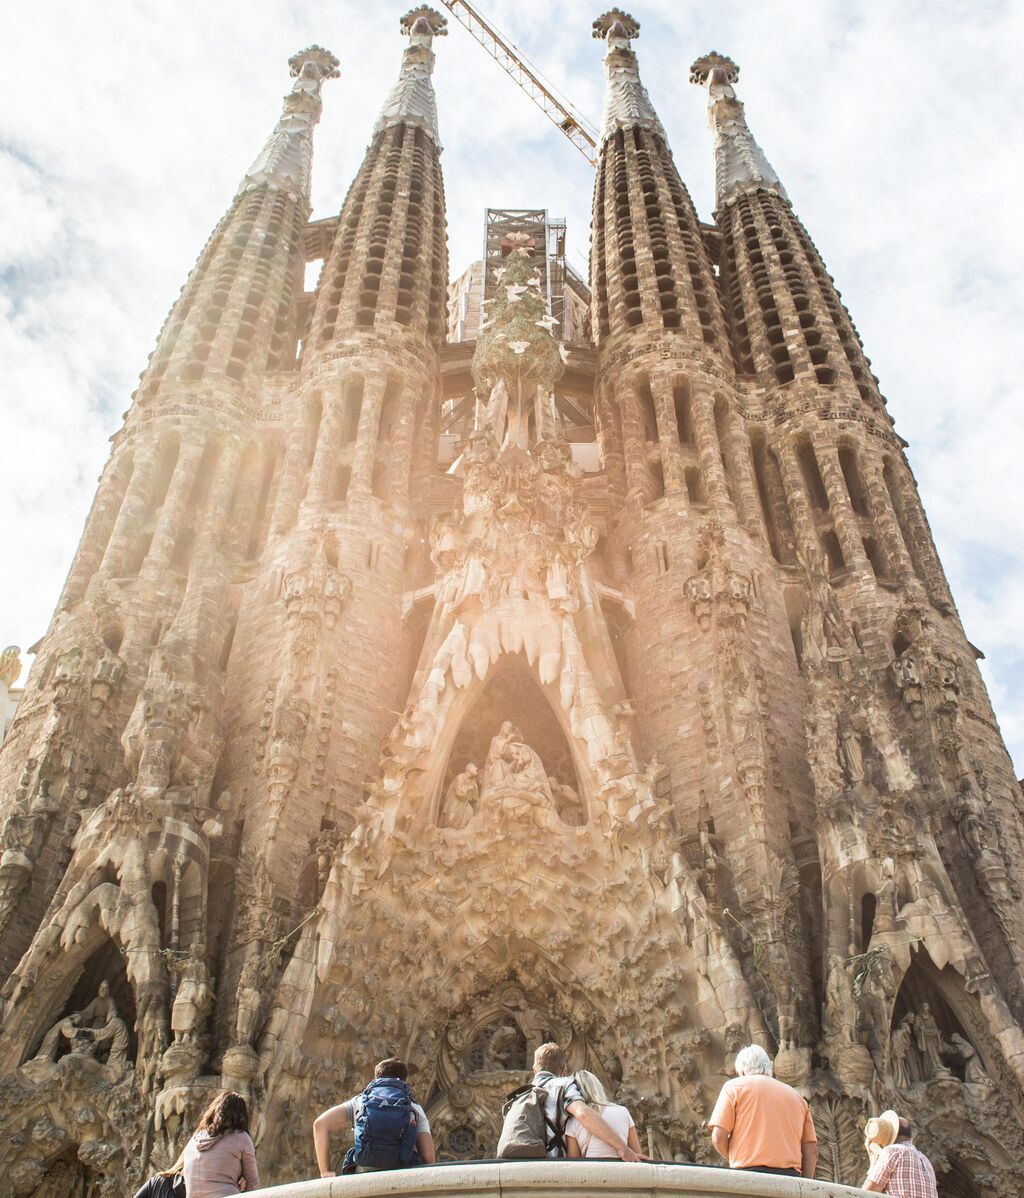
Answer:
248, 1161, 867, 1198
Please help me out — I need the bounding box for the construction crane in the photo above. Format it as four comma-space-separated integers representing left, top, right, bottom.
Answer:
439, 0, 600, 166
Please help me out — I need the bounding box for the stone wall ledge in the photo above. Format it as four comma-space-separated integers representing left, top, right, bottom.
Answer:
248, 1161, 867, 1198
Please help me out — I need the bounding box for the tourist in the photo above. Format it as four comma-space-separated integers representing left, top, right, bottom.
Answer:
565, 1069, 641, 1159
862, 1116, 938, 1197
707, 1044, 818, 1177
181, 1091, 259, 1197
531, 1043, 641, 1160
312, 1056, 436, 1176
131, 1152, 186, 1198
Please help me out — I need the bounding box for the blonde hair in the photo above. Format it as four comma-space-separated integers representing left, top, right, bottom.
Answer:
575, 1069, 611, 1108
158, 1149, 187, 1178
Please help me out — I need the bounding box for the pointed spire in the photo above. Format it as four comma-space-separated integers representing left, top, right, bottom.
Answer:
372, 6, 448, 148
241, 46, 339, 202
592, 10, 666, 143
690, 52, 786, 209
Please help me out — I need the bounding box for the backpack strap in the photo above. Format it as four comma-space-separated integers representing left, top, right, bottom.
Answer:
541, 1083, 568, 1156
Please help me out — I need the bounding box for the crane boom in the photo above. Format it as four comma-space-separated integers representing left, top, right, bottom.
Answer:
439, 0, 599, 166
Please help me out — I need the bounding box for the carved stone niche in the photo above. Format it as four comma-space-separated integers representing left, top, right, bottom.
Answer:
444, 987, 563, 1082
437, 659, 588, 829
430, 984, 601, 1161
21, 942, 137, 1082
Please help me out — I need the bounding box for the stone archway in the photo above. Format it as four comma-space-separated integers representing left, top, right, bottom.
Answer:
438, 653, 587, 826
889, 952, 996, 1088
417, 973, 615, 1161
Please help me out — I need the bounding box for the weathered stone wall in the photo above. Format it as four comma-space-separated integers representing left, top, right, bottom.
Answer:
0, 12, 1021, 1198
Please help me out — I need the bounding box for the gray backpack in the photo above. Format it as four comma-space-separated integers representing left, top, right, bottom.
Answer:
496, 1082, 566, 1159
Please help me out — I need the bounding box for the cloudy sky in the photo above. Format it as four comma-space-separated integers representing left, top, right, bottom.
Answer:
1, 0, 1022, 772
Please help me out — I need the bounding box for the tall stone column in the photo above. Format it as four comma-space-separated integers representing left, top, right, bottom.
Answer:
813, 440, 869, 573
649, 374, 687, 497
140, 438, 206, 579
349, 375, 387, 498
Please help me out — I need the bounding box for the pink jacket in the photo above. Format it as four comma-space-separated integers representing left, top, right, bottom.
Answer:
182, 1130, 259, 1198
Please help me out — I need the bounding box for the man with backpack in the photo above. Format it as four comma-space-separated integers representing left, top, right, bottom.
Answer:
313, 1057, 436, 1177
497, 1042, 642, 1161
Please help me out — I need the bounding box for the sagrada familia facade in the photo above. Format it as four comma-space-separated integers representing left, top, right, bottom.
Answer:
1, 7, 1022, 1195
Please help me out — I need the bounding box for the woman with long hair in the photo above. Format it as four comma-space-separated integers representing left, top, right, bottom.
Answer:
564, 1071, 642, 1159
131, 1150, 186, 1198
182, 1090, 260, 1197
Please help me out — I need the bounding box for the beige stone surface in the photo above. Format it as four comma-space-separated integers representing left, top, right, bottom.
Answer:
246, 1162, 867, 1198
0, 9, 1022, 1198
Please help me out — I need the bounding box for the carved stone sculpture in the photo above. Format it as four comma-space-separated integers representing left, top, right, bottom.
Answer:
442, 763, 480, 829
170, 944, 215, 1045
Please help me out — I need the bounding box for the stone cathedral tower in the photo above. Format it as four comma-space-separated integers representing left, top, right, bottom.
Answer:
0, 7, 1022, 1196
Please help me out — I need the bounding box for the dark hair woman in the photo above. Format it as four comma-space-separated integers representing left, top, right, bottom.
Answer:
182, 1091, 260, 1197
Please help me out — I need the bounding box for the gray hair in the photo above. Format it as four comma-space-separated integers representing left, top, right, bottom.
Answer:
574, 1069, 610, 1107
734, 1045, 773, 1077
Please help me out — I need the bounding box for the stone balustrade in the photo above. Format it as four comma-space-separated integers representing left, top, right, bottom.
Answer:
248, 1161, 867, 1198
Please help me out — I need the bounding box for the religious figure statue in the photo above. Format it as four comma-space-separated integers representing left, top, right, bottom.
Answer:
723, 1023, 746, 1076
552, 780, 585, 826
80, 980, 116, 1027
914, 1003, 950, 1078
442, 763, 480, 829
483, 722, 551, 797
952, 789, 993, 860
863, 696, 915, 792
235, 958, 264, 1046
949, 1034, 989, 1085
91, 1009, 131, 1073
823, 954, 861, 1049
485, 1023, 522, 1071
30, 981, 131, 1071
838, 720, 865, 785
890, 1015, 914, 1089
171, 943, 215, 1044
31, 1013, 93, 1063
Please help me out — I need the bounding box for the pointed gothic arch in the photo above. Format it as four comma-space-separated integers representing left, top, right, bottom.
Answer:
425, 650, 592, 826
890, 949, 996, 1085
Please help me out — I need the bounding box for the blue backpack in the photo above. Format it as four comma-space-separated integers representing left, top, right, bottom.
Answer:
343, 1077, 420, 1172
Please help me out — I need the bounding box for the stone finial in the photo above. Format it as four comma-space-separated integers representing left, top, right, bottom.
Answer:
289, 45, 340, 82
689, 51, 739, 87
401, 6, 449, 41
592, 10, 641, 44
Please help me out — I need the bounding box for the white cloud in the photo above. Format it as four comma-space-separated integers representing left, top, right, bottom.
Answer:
1, 0, 1022, 773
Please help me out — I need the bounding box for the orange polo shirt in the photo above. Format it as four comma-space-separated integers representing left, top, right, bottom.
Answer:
708, 1074, 816, 1171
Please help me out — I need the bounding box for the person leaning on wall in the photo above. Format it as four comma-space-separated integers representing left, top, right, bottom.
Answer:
707, 1044, 818, 1177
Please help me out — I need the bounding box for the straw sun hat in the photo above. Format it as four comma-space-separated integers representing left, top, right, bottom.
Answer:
864, 1110, 900, 1151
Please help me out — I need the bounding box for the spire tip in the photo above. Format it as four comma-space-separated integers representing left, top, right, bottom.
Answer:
592, 10, 640, 45
401, 6, 448, 40
289, 46, 340, 82
689, 52, 739, 88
